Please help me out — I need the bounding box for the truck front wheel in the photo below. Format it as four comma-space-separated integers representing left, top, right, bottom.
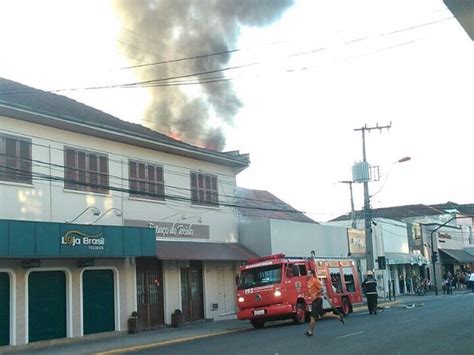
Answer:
339, 298, 351, 317
251, 319, 265, 329
293, 302, 306, 324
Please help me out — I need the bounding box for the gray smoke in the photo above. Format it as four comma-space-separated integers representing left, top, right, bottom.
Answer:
113, 0, 293, 150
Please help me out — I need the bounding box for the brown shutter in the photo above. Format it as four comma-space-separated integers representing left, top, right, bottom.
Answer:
211, 176, 218, 205
157, 166, 164, 200
99, 155, 109, 193
129, 161, 137, 196
19, 140, 31, 184
191, 172, 198, 202
5, 138, 16, 181
89, 154, 98, 191
65, 148, 77, 189
77, 151, 86, 190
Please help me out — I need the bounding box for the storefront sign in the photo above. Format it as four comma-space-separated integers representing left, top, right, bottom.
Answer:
347, 228, 366, 254
0, 219, 156, 258
61, 230, 105, 250
124, 219, 210, 239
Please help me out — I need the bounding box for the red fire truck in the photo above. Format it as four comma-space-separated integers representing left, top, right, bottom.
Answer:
236, 253, 363, 328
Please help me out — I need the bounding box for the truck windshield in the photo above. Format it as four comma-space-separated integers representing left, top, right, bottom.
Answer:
238, 264, 282, 289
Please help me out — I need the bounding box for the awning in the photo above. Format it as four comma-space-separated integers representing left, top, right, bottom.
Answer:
439, 249, 474, 263
156, 240, 258, 261
385, 252, 429, 266
0, 219, 156, 258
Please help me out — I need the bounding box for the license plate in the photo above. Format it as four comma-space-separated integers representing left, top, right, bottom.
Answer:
253, 309, 265, 316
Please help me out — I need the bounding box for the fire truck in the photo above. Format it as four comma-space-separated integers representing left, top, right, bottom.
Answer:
236, 253, 363, 328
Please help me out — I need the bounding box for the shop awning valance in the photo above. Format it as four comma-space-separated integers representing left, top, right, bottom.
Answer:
156, 240, 258, 261
385, 252, 429, 266
439, 249, 474, 263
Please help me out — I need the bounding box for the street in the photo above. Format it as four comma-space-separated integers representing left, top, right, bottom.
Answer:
125, 293, 473, 355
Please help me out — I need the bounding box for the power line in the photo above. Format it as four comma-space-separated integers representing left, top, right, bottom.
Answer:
0, 163, 309, 215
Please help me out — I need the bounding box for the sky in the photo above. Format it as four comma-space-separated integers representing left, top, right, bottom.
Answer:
0, 0, 473, 222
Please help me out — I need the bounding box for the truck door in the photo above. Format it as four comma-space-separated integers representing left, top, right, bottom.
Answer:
284, 264, 299, 300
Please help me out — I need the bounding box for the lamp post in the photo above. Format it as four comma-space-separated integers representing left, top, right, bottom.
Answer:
429, 215, 456, 296
339, 180, 356, 228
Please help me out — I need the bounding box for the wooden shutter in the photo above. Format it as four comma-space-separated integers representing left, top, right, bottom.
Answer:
65, 148, 77, 189
19, 140, 32, 183
129, 161, 137, 195
99, 155, 108, 193
191, 172, 198, 202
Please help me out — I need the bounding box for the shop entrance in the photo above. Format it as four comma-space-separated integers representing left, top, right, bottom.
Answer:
181, 261, 204, 322
28, 271, 66, 342
83, 270, 115, 335
0, 273, 9, 346
136, 257, 164, 329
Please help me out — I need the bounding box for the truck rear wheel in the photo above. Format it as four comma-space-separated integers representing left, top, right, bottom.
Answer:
251, 319, 265, 329
293, 302, 306, 324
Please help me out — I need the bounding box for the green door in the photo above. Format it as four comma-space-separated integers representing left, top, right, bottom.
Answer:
83, 270, 115, 335
0, 273, 9, 346
28, 271, 66, 342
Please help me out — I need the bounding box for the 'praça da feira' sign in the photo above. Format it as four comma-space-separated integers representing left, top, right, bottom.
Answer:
124, 219, 210, 239
61, 230, 105, 251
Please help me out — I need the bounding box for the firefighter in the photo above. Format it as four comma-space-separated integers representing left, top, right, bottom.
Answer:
304, 269, 343, 337
362, 270, 378, 315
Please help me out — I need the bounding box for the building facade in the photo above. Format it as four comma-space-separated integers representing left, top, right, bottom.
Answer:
0, 78, 255, 347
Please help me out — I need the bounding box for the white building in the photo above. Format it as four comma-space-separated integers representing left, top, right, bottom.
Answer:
0, 78, 255, 347
236, 188, 349, 258
329, 203, 474, 296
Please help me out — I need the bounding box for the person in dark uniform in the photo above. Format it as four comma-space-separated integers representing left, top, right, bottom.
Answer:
362, 270, 378, 315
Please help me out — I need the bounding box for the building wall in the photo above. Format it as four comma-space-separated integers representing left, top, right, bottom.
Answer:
161, 260, 239, 324
203, 261, 239, 320
239, 219, 348, 258
376, 218, 409, 254
1, 114, 245, 342
0, 116, 240, 242
271, 220, 348, 257
239, 219, 272, 256
0, 258, 134, 346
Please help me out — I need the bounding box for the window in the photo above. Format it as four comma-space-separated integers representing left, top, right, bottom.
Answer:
129, 160, 165, 200
190, 172, 218, 206
238, 265, 282, 290
0, 135, 32, 184
64, 147, 109, 193
329, 268, 343, 293
343, 268, 356, 293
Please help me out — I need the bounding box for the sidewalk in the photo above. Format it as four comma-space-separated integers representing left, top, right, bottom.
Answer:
2, 289, 470, 355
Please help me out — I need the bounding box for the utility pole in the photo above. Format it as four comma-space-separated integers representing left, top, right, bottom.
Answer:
354, 123, 391, 271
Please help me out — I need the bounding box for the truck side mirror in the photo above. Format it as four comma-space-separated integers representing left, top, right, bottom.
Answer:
235, 274, 240, 286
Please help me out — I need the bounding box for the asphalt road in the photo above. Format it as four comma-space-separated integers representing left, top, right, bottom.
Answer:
127, 293, 474, 355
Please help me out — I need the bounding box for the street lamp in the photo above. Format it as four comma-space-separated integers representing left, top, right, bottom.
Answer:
370, 157, 411, 198
92, 207, 123, 225
364, 156, 411, 271
66, 206, 100, 224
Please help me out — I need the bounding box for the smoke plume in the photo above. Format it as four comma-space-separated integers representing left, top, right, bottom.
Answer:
113, 0, 293, 150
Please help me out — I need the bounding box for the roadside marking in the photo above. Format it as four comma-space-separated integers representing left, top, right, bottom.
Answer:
93, 328, 246, 354
336, 331, 365, 339
399, 318, 417, 324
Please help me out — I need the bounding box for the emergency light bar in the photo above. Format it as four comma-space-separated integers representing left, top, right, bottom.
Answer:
246, 253, 286, 264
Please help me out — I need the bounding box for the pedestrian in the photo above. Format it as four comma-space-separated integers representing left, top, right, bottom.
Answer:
446, 272, 453, 295
362, 270, 378, 314
304, 269, 344, 337
469, 272, 474, 293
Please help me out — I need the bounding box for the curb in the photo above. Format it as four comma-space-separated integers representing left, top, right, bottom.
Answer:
93, 328, 248, 354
